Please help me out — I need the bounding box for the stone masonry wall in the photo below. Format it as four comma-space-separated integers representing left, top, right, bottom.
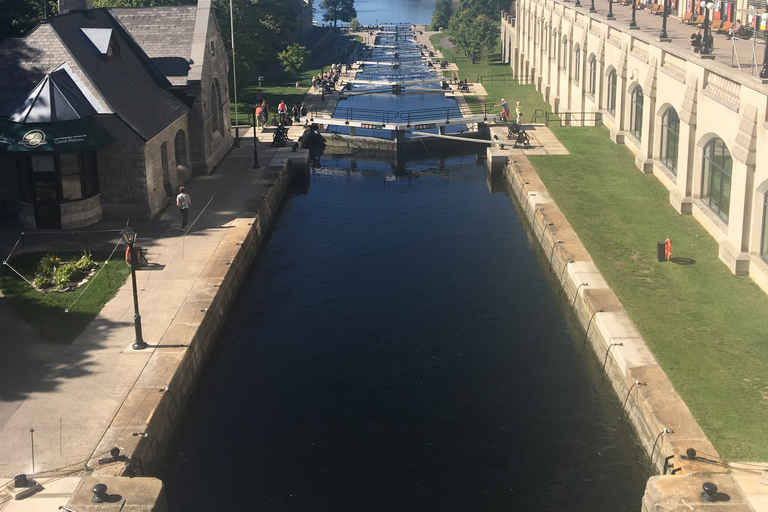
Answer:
143, 113, 190, 216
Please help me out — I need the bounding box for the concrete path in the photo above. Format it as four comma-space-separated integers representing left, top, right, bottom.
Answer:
0, 129, 305, 509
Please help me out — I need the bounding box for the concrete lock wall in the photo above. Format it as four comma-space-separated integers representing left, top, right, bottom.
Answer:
88, 150, 309, 493
496, 156, 753, 511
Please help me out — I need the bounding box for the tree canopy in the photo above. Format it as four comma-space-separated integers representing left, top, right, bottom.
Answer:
320, 0, 356, 28
429, 0, 452, 31
0, 0, 57, 40
278, 43, 309, 79
448, 9, 499, 63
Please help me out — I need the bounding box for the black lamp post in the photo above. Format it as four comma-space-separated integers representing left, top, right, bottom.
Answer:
660, 0, 670, 39
630, 0, 638, 27
249, 102, 260, 168
700, 0, 715, 55
607, 0, 614, 19
760, 13, 768, 78
575, 0, 581, 7
120, 221, 146, 350
590, 0, 596, 12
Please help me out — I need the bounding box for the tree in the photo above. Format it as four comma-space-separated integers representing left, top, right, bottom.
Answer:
449, 10, 499, 63
321, 0, 356, 28
278, 43, 309, 79
429, 0, 453, 31
0, 0, 58, 40
349, 17, 361, 32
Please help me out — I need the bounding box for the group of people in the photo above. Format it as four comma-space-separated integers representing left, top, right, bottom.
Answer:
255, 99, 308, 128
690, 19, 742, 52
312, 63, 344, 93
494, 98, 523, 124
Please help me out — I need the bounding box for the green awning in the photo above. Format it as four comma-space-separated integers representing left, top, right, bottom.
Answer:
0, 117, 113, 155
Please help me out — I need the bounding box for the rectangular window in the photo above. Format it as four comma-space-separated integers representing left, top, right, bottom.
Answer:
58, 153, 83, 201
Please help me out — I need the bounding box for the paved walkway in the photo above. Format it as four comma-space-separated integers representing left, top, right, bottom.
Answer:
0, 128, 306, 510
575, 3, 767, 81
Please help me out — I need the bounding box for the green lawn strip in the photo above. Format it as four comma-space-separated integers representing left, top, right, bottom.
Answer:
439, 31, 768, 461
529, 126, 768, 461
430, 31, 549, 119
230, 66, 321, 125
0, 251, 131, 344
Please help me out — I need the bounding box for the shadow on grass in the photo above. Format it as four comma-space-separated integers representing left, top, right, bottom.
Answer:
670, 257, 696, 265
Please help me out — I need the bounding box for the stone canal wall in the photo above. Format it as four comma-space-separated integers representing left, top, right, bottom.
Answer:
496, 153, 753, 511
90, 149, 309, 486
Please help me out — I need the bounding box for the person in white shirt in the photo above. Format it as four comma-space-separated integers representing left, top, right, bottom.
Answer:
176, 186, 191, 230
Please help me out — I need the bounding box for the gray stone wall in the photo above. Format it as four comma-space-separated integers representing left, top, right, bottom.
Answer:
143, 113, 190, 215
95, 115, 150, 220
185, 9, 232, 175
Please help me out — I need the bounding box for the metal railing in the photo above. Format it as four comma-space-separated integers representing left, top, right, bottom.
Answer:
313, 106, 466, 125
530, 110, 603, 126
475, 74, 536, 85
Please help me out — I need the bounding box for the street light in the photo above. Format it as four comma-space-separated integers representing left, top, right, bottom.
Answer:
660, 0, 670, 40
700, 0, 715, 55
249, 100, 260, 169
590, 0, 596, 13
229, 0, 240, 148
629, 0, 638, 28
607, 0, 615, 20
120, 221, 146, 350
760, 12, 768, 78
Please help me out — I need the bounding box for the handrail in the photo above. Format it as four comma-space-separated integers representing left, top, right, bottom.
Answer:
529, 110, 602, 126
475, 75, 536, 85
530, 109, 547, 124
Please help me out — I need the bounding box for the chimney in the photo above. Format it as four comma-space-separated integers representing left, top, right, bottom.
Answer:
58, 0, 93, 15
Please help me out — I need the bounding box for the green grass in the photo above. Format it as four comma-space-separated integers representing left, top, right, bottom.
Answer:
0, 251, 131, 344
441, 30, 768, 461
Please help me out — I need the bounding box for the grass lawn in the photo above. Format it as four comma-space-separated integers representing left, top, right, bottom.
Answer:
0, 251, 131, 344
439, 30, 768, 461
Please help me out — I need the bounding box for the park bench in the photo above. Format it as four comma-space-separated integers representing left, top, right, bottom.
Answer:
710, 19, 723, 31
718, 21, 734, 34
651, 4, 664, 15
681, 12, 693, 23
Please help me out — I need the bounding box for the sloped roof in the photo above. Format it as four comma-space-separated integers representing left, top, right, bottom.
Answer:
111, 6, 197, 87
0, 8, 189, 141
3, 63, 104, 122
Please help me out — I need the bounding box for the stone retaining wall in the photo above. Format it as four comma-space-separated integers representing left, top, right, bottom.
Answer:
497, 152, 752, 510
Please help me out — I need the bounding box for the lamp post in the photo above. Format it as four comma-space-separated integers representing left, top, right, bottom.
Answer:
120, 221, 146, 350
229, 0, 240, 148
607, 0, 615, 20
660, 0, 670, 39
590, 0, 596, 12
760, 13, 768, 78
700, 0, 715, 55
630, 0, 638, 28
575, 0, 581, 8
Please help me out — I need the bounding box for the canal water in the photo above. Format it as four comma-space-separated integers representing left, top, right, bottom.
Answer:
160, 153, 648, 511
316, 0, 437, 26
160, 21, 648, 512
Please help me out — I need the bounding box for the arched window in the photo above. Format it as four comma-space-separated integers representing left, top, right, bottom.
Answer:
588, 55, 597, 96
174, 129, 188, 168
660, 108, 680, 174
629, 86, 643, 140
701, 138, 732, 223
573, 44, 581, 82
607, 69, 617, 116
551, 29, 557, 58
562, 37, 568, 70
210, 78, 222, 135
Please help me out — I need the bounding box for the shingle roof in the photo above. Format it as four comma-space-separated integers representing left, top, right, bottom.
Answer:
111, 6, 197, 86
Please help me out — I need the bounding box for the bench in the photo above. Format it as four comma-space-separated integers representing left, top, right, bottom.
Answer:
718, 21, 734, 34
651, 4, 664, 15
709, 19, 723, 31
681, 12, 694, 23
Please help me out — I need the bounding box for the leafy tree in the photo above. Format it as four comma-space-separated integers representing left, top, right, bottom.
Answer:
449, 10, 498, 63
278, 43, 309, 79
457, 0, 511, 18
0, 0, 58, 40
349, 17, 361, 32
321, 0, 356, 28
429, 0, 453, 31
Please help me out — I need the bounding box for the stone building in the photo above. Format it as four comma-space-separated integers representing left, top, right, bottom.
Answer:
293, 0, 314, 40
0, 0, 232, 229
501, 4, 768, 295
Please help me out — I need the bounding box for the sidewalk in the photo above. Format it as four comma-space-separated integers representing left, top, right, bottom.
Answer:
0, 130, 303, 509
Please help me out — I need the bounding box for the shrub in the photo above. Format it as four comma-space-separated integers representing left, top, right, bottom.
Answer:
75, 251, 94, 271
36, 253, 60, 278
53, 263, 78, 288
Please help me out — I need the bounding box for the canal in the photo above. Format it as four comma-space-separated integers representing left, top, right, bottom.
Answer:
160, 152, 649, 511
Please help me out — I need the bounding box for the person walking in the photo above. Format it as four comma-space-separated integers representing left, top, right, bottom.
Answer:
515, 101, 523, 124
176, 186, 191, 230
690, 28, 702, 52
278, 100, 288, 124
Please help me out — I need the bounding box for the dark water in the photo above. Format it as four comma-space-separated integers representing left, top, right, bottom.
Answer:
317, 0, 436, 26
160, 154, 648, 511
